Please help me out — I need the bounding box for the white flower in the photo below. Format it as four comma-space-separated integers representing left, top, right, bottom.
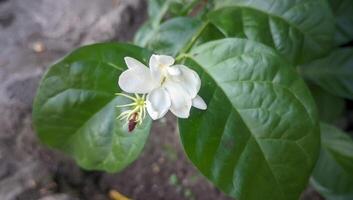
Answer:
118, 54, 207, 120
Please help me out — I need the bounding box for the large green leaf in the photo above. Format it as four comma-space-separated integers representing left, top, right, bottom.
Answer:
179, 38, 320, 200
209, 0, 334, 64
146, 17, 224, 56
329, 0, 353, 46
33, 43, 152, 172
300, 48, 353, 100
311, 123, 353, 200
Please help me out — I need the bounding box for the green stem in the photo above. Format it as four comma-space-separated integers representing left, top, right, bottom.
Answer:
175, 53, 189, 62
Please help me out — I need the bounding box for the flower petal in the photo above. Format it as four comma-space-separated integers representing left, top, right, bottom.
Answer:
146, 87, 171, 120
159, 55, 175, 66
124, 57, 147, 70
192, 95, 207, 110
149, 54, 159, 70
167, 66, 181, 76
118, 68, 157, 94
172, 65, 201, 98
149, 55, 162, 81
164, 80, 192, 118
149, 54, 175, 79
149, 54, 175, 68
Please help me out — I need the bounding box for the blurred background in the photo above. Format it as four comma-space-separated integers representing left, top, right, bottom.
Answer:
0, 0, 323, 199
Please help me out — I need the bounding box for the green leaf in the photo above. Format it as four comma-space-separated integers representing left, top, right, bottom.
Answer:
179, 38, 320, 200
33, 43, 152, 172
146, 17, 224, 56
300, 48, 353, 100
209, 0, 335, 64
309, 85, 345, 123
329, 0, 353, 45
311, 123, 353, 200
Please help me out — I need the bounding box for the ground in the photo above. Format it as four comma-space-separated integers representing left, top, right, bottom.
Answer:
0, 0, 323, 199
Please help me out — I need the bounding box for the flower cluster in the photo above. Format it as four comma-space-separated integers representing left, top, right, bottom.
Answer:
116, 54, 206, 129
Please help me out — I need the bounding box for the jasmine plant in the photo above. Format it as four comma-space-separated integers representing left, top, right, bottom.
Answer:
33, 0, 353, 199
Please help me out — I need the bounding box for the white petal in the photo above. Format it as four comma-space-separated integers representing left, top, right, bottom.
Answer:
149, 55, 162, 81
192, 95, 207, 110
149, 54, 175, 78
146, 88, 171, 120
172, 65, 201, 98
124, 57, 147, 70
158, 55, 175, 66
149, 54, 159, 69
149, 54, 175, 68
164, 80, 192, 118
118, 68, 157, 94
167, 66, 181, 76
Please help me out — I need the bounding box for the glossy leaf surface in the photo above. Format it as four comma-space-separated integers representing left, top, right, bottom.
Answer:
311, 123, 353, 200
209, 0, 334, 64
179, 38, 320, 200
33, 43, 152, 172
301, 48, 353, 100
